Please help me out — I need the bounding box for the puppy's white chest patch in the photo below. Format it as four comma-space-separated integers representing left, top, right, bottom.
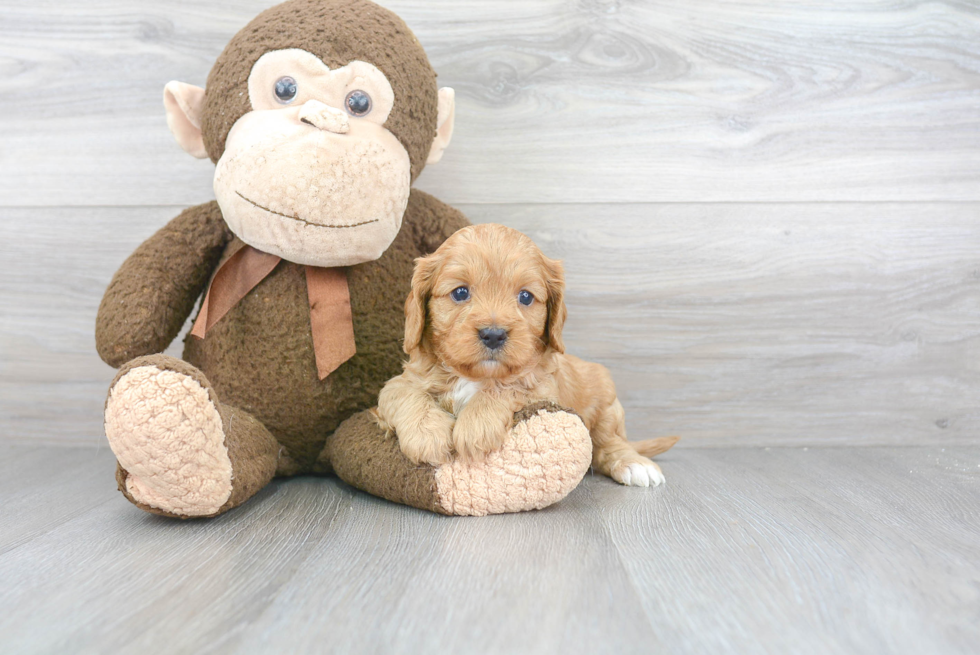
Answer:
451, 377, 482, 413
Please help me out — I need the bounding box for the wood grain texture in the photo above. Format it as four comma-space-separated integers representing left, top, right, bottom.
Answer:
0, 444, 978, 654
0, 446, 117, 556
483, 202, 980, 447
4, 203, 978, 447
0, 206, 188, 445
1, 0, 979, 205
2, 4, 977, 649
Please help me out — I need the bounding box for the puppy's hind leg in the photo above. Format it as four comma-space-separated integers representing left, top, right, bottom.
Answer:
590, 398, 668, 487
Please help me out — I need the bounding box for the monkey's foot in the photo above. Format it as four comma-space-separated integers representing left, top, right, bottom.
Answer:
104, 356, 234, 518
434, 403, 593, 516
325, 402, 593, 516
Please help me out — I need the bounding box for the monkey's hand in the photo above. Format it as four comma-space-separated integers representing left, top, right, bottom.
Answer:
451, 393, 512, 462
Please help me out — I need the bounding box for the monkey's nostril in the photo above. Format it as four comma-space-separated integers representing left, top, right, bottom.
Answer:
478, 327, 508, 351
297, 101, 351, 134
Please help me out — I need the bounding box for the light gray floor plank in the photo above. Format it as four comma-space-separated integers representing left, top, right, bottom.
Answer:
225, 477, 658, 655
0, 445, 977, 654
0, 206, 193, 445
0, 445, 117, 555
594, 447, 980, 655
5, 203, 978, 448
2, 1, 979, 205
0, 447, 353, 655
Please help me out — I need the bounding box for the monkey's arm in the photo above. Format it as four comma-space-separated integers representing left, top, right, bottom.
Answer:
96, 201, 232, 368
405, 188, 471, 256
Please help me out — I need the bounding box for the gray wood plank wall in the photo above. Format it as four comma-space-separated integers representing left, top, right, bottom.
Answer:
1, 0, 978, 447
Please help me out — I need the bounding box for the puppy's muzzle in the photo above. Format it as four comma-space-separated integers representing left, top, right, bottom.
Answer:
478, 327, 508, 351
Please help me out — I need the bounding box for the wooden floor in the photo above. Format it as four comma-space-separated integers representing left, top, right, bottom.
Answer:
1, 443, 978, 654
2, 2, 979, 653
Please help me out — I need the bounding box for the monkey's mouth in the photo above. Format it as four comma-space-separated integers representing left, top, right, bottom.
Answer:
236, 191, 381, 229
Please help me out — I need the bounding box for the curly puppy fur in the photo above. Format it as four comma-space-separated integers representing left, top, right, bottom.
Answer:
377, 224, 678, 486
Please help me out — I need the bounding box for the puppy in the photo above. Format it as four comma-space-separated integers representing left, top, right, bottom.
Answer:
377, 224, 677, 487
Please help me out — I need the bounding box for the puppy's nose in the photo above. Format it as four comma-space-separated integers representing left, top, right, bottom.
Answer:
478, 327, 508, 351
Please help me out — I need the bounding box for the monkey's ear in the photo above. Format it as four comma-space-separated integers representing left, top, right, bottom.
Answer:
163, 81, 208, 159
425, 87, 456, 165
403, 252, 442, 355
543, 256, 567, 354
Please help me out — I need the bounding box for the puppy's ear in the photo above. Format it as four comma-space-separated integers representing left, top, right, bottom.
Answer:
543, 255, 567, 353
404, 252, 442, 355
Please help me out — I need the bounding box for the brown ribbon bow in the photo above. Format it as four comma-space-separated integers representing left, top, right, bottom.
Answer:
190, 245, 356, 380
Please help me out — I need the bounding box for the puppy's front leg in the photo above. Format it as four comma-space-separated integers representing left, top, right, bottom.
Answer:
452, 391, 513, 462
378, 374, 456, 466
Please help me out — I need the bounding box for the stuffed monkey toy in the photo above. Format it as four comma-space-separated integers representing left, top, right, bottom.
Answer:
96, 0, 593, 518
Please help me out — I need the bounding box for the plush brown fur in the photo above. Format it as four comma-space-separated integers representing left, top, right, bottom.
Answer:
377, 224, 678, 484
98, 190, 468, 480
96, 202, 231, 366
318, 409, 446, 514
96, 2, 470, 518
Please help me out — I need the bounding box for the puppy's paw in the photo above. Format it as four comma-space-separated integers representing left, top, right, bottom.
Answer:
602, 452, 666, 487
452, 413, 510, 462
397, 409, 456, 466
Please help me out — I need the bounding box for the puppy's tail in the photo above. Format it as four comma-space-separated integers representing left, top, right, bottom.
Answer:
631, 436, 680, 458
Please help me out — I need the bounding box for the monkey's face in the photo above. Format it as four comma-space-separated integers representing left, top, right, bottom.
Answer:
194, 49, 415, 266
163, 4, 456, 268
212, 49, 411, 267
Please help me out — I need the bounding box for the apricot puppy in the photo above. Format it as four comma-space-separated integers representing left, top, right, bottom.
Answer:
377, 224, 677, 486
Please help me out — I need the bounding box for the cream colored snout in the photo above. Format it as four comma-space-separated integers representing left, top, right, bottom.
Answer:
298, 99, 350, 134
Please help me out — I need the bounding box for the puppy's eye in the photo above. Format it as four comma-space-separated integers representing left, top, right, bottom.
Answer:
518, 290, 534, 306
451, 286, 470, 303
274, 76, 298, 104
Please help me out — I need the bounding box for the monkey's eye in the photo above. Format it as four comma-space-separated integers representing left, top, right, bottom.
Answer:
451, 286, 470, 303
274, 76, 298, 104
345, 90, 372, 116
518, 290, 534, 306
